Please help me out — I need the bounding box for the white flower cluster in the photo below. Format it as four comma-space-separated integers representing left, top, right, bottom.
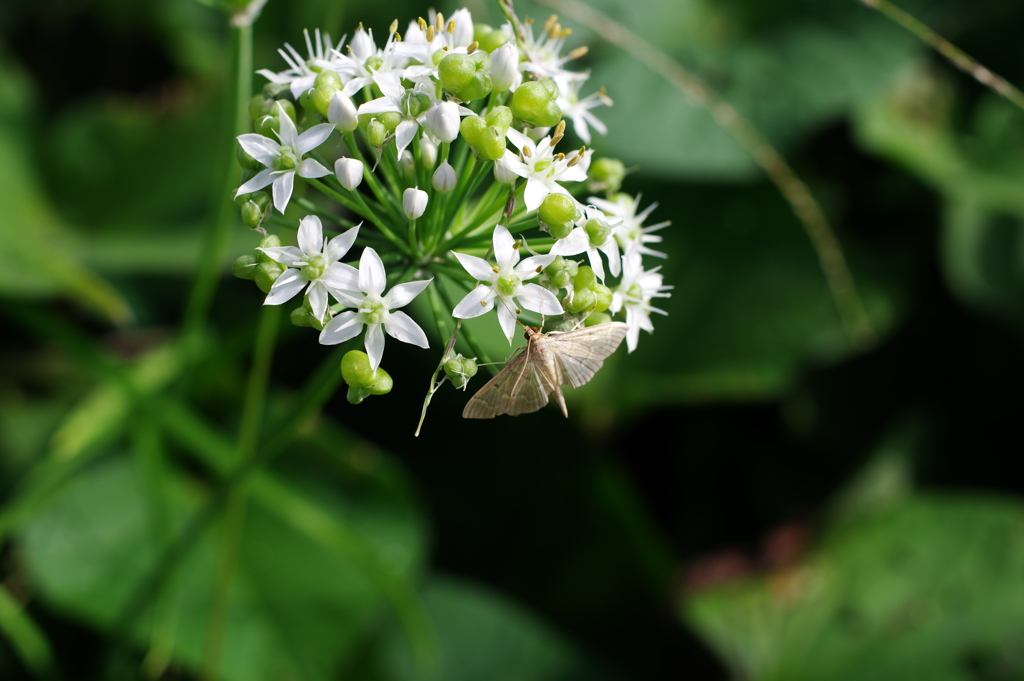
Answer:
231, 5, 671, 405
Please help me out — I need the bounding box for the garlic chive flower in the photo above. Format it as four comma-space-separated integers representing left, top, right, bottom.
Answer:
498, 128, 591, 211
235, 103, 335, 213
452, 225, 564, 342
319, 247, 432, 371
611, 250, 673, 353
551, 204, 624, 281
257, 29, 346, 99
589, 194, 669, 259
259, 216, 360, 320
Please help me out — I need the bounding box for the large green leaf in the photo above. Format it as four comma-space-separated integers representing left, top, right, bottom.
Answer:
682, 494, 1024, 681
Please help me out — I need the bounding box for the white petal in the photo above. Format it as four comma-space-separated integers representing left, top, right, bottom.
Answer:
516, 254, 557, 279
307, 282, 328, 319
264, 269, 306, 306
237, 134, 280, 166
452, 252, 497, 282
452, 286, 496, 319
505, 127, 533, 153
319, 311, 364, 345
384, 310, 429, 348
492, 225, 517, 268
271, 171, 295, 213
257, 245, 304, 266
325, 224, 359, 263
496, 299, 518, 342
364, 323, 386, 370
296, 158, 330, 178
358, 247, 386, 296
625, 311, 640, 353
297, 123, 336, 155
275, 105, 300, 148
600, 239, 621, 278
384, 279, 431, 309
357, 97, 401, 115
297, 215, 323, 253
395, 119, 418, 155
587, 246, 606, 282
373, 71, 404, 100
324, 263, 360, 293
236, 168, 275, 197
517, 283, 564, 315
550, 227, 589, 256
523, 178, 549, 212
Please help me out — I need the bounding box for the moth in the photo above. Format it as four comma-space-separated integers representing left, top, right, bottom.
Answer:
463, 322, 629, 419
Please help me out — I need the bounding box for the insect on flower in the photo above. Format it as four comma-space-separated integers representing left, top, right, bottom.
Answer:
463, 322, 628, 419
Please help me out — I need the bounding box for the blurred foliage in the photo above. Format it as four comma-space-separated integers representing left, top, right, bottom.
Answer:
2, 0, 1024, 679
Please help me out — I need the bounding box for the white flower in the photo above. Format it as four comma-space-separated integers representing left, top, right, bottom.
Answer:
319, 247, 432, 370
433, 161, 456, 193
397, 9, 475, 84
327, 91, 358, 132
257, 29, 346, 99
550, 204, 623, 281
451, 225, 564, 342
422, 101, 462, 143
489, 42, 521, 92
558, 79, 611, 145
333, 27, 407, 97
610, 250, 672, 353
259, 216, 360, 320
358, 73, 470, 153
335, 157, 363, 190
403, 187, 428, 219
588, 193, 669, 260
497, 128, 591, 211
515, 18, 589, 93
235, 104, 335, 213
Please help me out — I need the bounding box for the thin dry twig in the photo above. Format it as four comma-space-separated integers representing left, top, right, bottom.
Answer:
532, 0, 876, 348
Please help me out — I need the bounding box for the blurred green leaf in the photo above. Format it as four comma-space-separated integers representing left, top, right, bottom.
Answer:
682, 494, 1024, 681
19, 448, 427, 681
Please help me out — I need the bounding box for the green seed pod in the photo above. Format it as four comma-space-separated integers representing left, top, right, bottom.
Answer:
255, 114, 280, 138
367, 119, 387, 147
241, 199, 264, 228
544, 255, 579, 290
485, 105, 513, 134
233, 190, 252, 207
341, 350, 394, 404
584, 218, 612, 247
249, 95, 271, 121
232, 254, 258, 280
290, 306, 314, 328
588, 157, 626, 194
255, 233, 282, 263
479, 28, 510, 53
460, 116, 506, 160
378, 111, 402, 133
438, 52, 493, 102
309, 85, 336, 119
262, 82, 290, 100
574, 265, 597, 291
275, 99, 297, 122
250, 191, 271, 212
592, 284, 613, 313
584, 311, 613, 327
314, 69, 343, 91
236, 142, 261, 171
444, 354, 479, 389
564, 287, 597, 314
539, 193, 578, 236
473, 23, 494, 43
254, 261, 285, 294
511, 79, 561, 128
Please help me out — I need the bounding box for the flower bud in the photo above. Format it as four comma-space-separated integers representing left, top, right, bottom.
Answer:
335, 157, 363, 190
422, 101, 462, 143
588, 157, 626, 194
489, 42, 519, 92
341, 350, 393, 403
418, 136, 438, 168
511, 79, 561, 128
403, 187, 428, 219
309, 85, 335, 119
438, 51, 493, 102
444, 354, 478, 389
460, 116, 506, 160
539, 193, 578, 237
328, 91, 358, 132
241, 199, 265, 228
398, 150, 416, 181
432, 161, 457, 193
494, 160, 517, 184
232, 254, 258, 280
367, 118, 387, 147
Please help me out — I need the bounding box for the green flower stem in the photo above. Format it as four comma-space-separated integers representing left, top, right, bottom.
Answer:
376, 143, 406, 203
343, 132, 406, 224
408, 216, 420, 252
307, 179, 412, 257
436, 274, 494, 372
0, 585, 57, 681
446, 154, 478, 222
200, 303, 282, 681
441, 183, 525, 252
182, 21, 253, 344
425, 280, 453, 346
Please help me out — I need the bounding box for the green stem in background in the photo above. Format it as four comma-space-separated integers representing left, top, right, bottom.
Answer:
308, 179, 411, 256
536, 0, 876, 349
0, 585, 58, 681
200, 303, 282, 681
860, 0, 1024, 112
436, 274, 495, 372
182, 22, 253, 345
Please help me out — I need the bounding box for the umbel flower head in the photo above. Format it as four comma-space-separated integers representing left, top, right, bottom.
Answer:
230, 5, 672, 423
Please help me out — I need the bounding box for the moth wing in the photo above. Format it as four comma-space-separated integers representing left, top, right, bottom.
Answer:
546, 322, 629, 388
462, 349, 551, 418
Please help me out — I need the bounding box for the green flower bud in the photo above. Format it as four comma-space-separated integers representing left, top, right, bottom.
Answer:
485, 105, 513, 134
444, 354, 479, 389
584, 311, 613, 327
511, 79, 561, 128
479, 28, 510, 53
309, 85, 336, 119
544, 255, 578, 290
539, 193, 578, 236
438, 52, 493, 102
249, 95, 271, 121
341, 350, 393, 404
574, 265, 597, 291
314, 70, 343, 91
584, 218, 612, 247
588, 157, 626, 194
367, 119, 387, 147
564, 287, 597, 314
236, 143, 261, 171
241, 199, 264, 228
232, 254, 258, 280
460, 116, 506, 160
254, 261, 285, 294
592, 284, 612, 313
